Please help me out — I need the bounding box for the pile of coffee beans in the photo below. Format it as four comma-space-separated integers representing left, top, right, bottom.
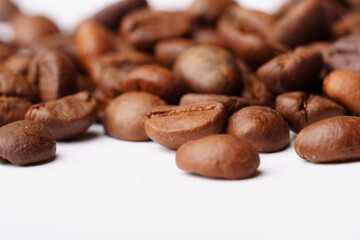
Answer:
1, 0, 360, 180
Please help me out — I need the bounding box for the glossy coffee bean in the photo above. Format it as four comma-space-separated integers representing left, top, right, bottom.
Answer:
120, 8, 191, 50
0, 120, 56, 165
174, 45, 242, 95
27, 50, 78, 102
295, 116, 360, 163
257, 47, 323, 93
187, 0, 234, 24
180, 93, 248, 116
226, 106, 289, 152
323, 70, 360, 116
104, 92, 166, 141
176, 134, 260, 180
154, 38, 196, 68
25, 92, 98, 140
0, 96, 32, 127
145, 102, 227, 149
123, 65, 185, 103
276, 91, 347, 132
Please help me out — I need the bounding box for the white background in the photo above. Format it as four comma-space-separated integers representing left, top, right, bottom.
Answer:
1, 0, 360, 239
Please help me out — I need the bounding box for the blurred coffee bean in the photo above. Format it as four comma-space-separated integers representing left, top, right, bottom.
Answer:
0, 96, 32, 127
187, 0, 235, 24
0, 41, 16, 62
332, 13, 360, 38
192, 27, 226, 48
2, 53, 33, 76
0, 0, 20, 21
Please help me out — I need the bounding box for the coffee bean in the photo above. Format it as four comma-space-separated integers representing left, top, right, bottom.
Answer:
323, 70, 360, 116
0, 41, 16, 62
295, 116, 360, 163
27, 50, 77, 102
174, 45, 242, 95
122, 65, 185, 103
257, 47, 323, 93
332, 13, 360, 38
180, 93, 248, 116
0, 120, 56, 165
154, 38, 196, 68
0, 96, 32, 127
192, 27, 226, 48
25, 92, 98, 140
120, 8, 191, 50
226, 106, 289, 152
104, 92, 166, 141
176, 134, 260, 179
276, 91, 347, 132
187, 0, 235, 24
2, 53, 33, 76
0, 0, 19, 21
145, 102, 227, 149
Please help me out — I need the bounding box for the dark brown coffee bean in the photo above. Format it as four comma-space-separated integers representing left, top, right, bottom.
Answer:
154, 38, 196, 68
332, 13, 360, 38
2, 53, 33, 75
180, 93, 248, 116
276, 91, 347, 132
0, 0, 19, 21
0, 96, 32, 127
174, 45, 242, 95
187, 0, 235, 24
323, 70, 360, 116
27, 50, 77, 102
11, 14, 59, 46
346, 0, 360, 10
0, 120, 56, 165
226, 106, 289, 152
122, 65, 185, 103
192, 27, 226, 48
145, 102, 227, 149
91, 0, 147, 30
120, 8, 191, 50
89, 51, 154, 98
324, 34, 360, 71
217, 5, 286, 67
176, 134, 260, 180
257, 47, 323, 93
104, 92, 166, 141
295, 116, 360, 163
25, 92, 98, 140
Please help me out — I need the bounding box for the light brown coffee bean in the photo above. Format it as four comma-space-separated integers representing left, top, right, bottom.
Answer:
0, 120, 56, 165
0, 0, 20, 21
176, 134, 260, 180
104, 92, 166, 141
145, 102, 227, 149
2, 53, 33, 76
226, 106, 289, 152
295, 116, 360, 163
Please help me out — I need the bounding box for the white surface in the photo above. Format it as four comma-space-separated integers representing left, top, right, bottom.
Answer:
1, 0, 360, 239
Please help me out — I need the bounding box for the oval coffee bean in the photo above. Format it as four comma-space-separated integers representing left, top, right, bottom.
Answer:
226, 106, 289, 152
187, 0, 234, 24
104, 92, 167, 141
180, 93, 248, 116
295, 116, 360, 163
174, 45, 242, 95
176, 134, 260, 180
145, 102, 227, 149
276, 91, 347, 132
257, 47, 323, 93
0, 96, 32, 127
122, 65, 185, 103
323, 70, 360, 116
0, 120, 56, 165
25, 92, 98, 140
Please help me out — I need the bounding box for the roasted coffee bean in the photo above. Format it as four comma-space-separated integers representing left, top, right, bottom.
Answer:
346, 0, 360, 10
25, 92, 98, 140
295, 116, 360, 163
176, 134, 260, 180
323, 70, 360, 116
154, 38, 196, 68
324, 34, 360, 71
89, 51, 154, 98
11, 14, 59, 46
187, 0, 235, 24
145, 102, 226, 149
2, 53, 33, 75
174, 45, 242, 95
192, 27, 226, 47
180, 93, 248, 116
226, 106, 289, 152
91, 0, 147, 30
92, 88, 111, 121
332, 13, 360, 38
104, 92, 166, 141
27, 50, 77, 102
0, 120, 56, 165
120, 8, 191, 50
0, 96, 32, 127
0, 41, 16, 62
257, 47, 323, 93
276, 91, 347, 132
217, 5, 285, 67
0, 0, 19, 21
122, 65, 185, 103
